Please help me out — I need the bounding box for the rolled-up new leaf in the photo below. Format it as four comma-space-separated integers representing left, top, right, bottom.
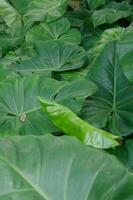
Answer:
39, 97, 122, 149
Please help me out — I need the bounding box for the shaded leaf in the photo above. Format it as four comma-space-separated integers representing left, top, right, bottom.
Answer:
109, 139, 133, 171
25, 17, 81, 46
87, 0, 105, 9
92, 1, 132, 27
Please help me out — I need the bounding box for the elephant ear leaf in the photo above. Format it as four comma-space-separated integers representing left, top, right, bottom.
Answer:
25, 17, 81, 46
91, 1, 132, 27
0, 75, 96, 136
14, 41, 86, 73
39, 97, 121, 149
82, 42, 133, 136
8, 0, 67, 28
0, 135, 132, 200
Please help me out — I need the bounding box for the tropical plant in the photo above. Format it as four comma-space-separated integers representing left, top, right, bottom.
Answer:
0, 0, 133, 199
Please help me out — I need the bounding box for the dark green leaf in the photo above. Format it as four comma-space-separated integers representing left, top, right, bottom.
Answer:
92, 1, 132, 27
82, 42, 133, 136
87, 0, 105, 9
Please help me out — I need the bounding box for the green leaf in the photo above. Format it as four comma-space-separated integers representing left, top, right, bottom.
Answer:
88, 27, 133, 82
0, 75, 96, 136
91, 1, 132, 27
0, 134, 132, 199
0, 76, 57, 136
14, 41, 86, 73
25, 17, 81, 46
82, 42, 133, 136
0, 0, 22, 31
10, 0, 67, 28
39, 97, 121, 149
87, 0, 105, 9
109, 140, 133, 171
0, 67, 9, 86
56, 68, 89, 82
0, 1, 23, 55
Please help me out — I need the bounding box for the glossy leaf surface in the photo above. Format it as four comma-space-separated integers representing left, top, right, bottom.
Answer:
39, 97, 121, 149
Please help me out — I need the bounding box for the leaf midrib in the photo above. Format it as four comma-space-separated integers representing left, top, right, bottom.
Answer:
112, 44, 117, 112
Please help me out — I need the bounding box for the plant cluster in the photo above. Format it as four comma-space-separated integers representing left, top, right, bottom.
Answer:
0, 0, 133, 199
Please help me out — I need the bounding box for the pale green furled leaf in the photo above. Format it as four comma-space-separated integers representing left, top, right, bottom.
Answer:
39, 97, 121, 149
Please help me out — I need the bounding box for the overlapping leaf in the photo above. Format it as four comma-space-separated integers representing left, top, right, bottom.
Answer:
92, 1, 132, 27
88, 27, 133, 82
6, 0, 67, 28
87, 0, 105, 9
14, 41, 86, 73
82, 42, 133, 136
109, 139, 133, 171
0, 75, 96, 136
39, 98, 121, 149
25, 17, 81, 47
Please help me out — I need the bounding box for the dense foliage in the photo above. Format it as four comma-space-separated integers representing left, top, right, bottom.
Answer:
0, 0, 133, 199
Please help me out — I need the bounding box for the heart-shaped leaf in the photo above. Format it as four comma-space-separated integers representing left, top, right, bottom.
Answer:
14, 41, 86, 73
82, 42, 133, 136
0, 75, 96, 136
25, 17, 81, 46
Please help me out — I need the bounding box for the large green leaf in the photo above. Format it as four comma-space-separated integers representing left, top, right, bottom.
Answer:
91, 1, 132, 27
39, 97, 121, 149
14, 41, 86, 73
25, 17, 81, 46
0, 75, 96, 136
0, 135, 133, 199
88, 27, 133, 82
9, 0, 67, 28
82, 42, 133, 136
0, 0, 22, 31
